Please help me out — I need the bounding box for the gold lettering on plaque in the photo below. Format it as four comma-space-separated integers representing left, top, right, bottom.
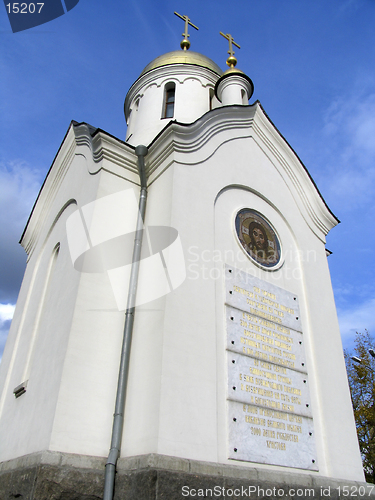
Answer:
228, 271, 314, 466
245, 416, 266, 426
267, 441, 286, 450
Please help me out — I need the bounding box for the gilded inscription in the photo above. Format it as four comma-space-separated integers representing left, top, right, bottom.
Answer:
226, 266, 317, 470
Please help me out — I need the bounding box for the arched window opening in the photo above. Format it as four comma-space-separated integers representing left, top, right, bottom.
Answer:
163, 83, 175, 118
126, 109, 132, 126
14, 243, 60, 397
209, 88, 215, 110
241, 89, 247, 105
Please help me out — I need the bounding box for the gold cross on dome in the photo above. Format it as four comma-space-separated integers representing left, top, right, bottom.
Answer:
220, 32, 240, 67
174, 12, 199, 50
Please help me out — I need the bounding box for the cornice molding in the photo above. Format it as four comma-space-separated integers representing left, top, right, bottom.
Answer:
21, 123, 137, 258
251, 106, 338, 238
146, 104, 338, 241
21, 104, 338, 260
21, 125, 77, 257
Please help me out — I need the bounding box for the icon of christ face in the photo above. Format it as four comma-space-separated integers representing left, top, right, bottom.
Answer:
235, 209, 281, 268
249, 223, 267, 251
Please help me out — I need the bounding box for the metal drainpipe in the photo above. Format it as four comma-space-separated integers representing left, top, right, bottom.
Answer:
103, 145, 148, 500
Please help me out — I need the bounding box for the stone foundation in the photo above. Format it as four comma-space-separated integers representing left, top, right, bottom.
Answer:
0, 452, 373, 499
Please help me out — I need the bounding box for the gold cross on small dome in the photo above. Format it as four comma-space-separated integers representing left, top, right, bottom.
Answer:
220, 32, 240, 67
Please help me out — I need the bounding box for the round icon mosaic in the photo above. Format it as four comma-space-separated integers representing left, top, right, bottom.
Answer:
235, 209, 281, 268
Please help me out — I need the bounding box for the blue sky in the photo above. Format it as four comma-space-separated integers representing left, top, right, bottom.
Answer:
1, 0, 375, 359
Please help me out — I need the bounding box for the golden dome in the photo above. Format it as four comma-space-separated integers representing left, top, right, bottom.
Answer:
140, 51, 223, 77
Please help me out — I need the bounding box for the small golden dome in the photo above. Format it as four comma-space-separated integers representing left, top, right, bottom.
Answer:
140, 51, 223, 77
222, 67, 245, 76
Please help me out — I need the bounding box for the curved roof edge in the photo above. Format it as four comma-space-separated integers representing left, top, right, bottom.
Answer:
255, 100, 340, 225
140, 50, 223, 77
20, 121, 135, 248
144, 103, 340, 236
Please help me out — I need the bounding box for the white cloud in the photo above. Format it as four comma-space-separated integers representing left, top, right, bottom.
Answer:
337, 297, 375, 352
317, 82, 375, 211
0, 303, 15, 363
338, 0, 366, 14
0, 160, 42, 233
0, 161, 42, 303
0, 304, 15, 322
324, 90, 375, 162
326, 167, 375, 210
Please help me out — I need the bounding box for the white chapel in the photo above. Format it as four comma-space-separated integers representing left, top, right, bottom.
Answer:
0, 15, 367, 500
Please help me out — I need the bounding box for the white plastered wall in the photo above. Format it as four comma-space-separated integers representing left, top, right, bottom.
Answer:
117, 124, 363, 481
0, 152, 97, 461
0, 105, 364, 483
0, 129, 142, 461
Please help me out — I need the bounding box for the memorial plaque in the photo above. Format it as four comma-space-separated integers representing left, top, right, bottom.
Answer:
225, 266, 301, 332
227, 352, 312, 418
226, 306, 307, 373
228, 400, 318, 470
225, 265, 318, 470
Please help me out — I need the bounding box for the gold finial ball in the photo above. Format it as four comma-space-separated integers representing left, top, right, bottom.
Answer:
226, 55, 237, 68
180, 38, 191, 50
